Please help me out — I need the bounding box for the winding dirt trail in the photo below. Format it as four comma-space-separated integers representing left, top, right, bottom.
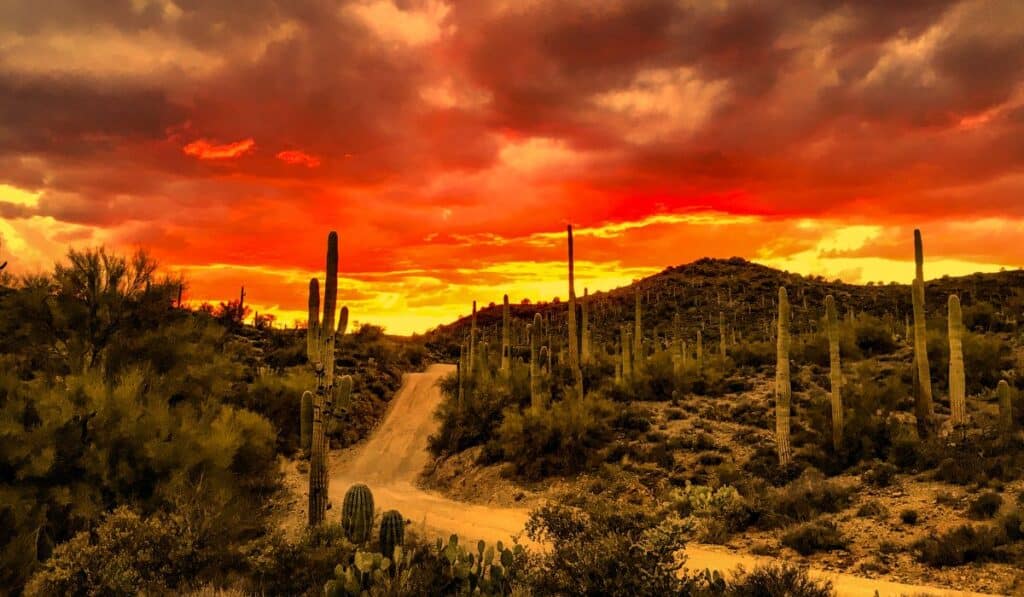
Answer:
324, 364, 994, 597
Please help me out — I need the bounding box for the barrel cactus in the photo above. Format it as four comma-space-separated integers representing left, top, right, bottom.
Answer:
342, 484, 375, 543
379, 510, 405, 559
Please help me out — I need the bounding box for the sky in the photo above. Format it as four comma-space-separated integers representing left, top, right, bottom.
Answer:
1, 0, 1023, 334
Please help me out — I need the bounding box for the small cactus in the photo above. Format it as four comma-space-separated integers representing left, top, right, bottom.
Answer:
342, 484, 375, 543
378, 510, 405, 559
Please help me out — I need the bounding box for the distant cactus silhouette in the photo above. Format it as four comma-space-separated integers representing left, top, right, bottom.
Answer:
379, 510, 405, 559
342, 484, 375, 543
776, 286, 792, 466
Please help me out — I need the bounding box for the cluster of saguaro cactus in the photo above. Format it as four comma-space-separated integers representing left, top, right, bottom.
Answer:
911, 229, 934, 434
342, 483, 375, 543
775, 287, 792, 466
379, 510, 405, 559
306, 231, 349, 527
825, 295, 843, 451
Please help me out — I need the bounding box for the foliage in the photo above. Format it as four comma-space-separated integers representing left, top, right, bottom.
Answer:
780, 519, 849, 556
524, 497, 692, 596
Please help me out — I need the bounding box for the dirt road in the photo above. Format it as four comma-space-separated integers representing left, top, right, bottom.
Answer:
321, 363, 994, 597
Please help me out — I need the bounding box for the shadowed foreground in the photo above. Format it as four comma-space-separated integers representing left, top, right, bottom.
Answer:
323, 364, 994, 597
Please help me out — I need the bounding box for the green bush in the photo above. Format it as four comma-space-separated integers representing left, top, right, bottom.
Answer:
492, 396, 619, 480
524, 498, 691, 596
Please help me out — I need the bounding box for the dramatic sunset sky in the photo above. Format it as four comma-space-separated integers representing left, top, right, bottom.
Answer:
2, 1, 1023, 333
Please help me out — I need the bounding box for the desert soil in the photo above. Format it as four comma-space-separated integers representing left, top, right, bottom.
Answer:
281, 364, 999, 597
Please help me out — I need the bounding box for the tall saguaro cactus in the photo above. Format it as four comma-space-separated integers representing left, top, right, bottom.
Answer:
948, 294, 966, 430
581, 288, 591, 364
469, 301, 478, 373
501, 294, 511, 374
565, 225, 583, 396
306, 231, 348, 527
911, 242, 934, 434
718, 311, 727, 361
622, 326, 633, 381
825, 295, 843, 451
776, 287, 793, 466
696, 330, 704, 371
634, 288, 643, 361
529, 313, 544, 409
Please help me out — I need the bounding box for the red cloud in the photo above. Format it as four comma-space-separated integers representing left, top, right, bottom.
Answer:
276, 150, 321, 168
183, 138, 256, 160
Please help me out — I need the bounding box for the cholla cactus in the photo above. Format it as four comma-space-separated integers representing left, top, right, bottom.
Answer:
825, 295, 843, 451
776, 287, 792, 466
948, 295, 966, 430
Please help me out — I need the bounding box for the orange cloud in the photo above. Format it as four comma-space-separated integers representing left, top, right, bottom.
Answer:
276, 150, 322, 168
183, 138, 256, 160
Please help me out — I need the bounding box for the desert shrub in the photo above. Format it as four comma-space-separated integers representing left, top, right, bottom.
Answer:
861, 460, 898, 487
912, 524, 1006, 567
722, 564, 833, 597
492, 396, 623, 480
853, 315, 897, 356
728, 341, 776, 369
968, 492, 1004, 520
781, 520, 848, 556
756, 471, 854, 528
899, 509, 919, 525
856, 500, 887, 519
673, 483, 750, 542
235, 367, 315, 455
524, 498, 691, 596
428, 368, 525, 457
25, 507, 213, 596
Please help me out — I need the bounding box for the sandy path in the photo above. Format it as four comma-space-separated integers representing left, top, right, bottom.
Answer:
326, 364, 996, 597
330, 364, 530, 546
